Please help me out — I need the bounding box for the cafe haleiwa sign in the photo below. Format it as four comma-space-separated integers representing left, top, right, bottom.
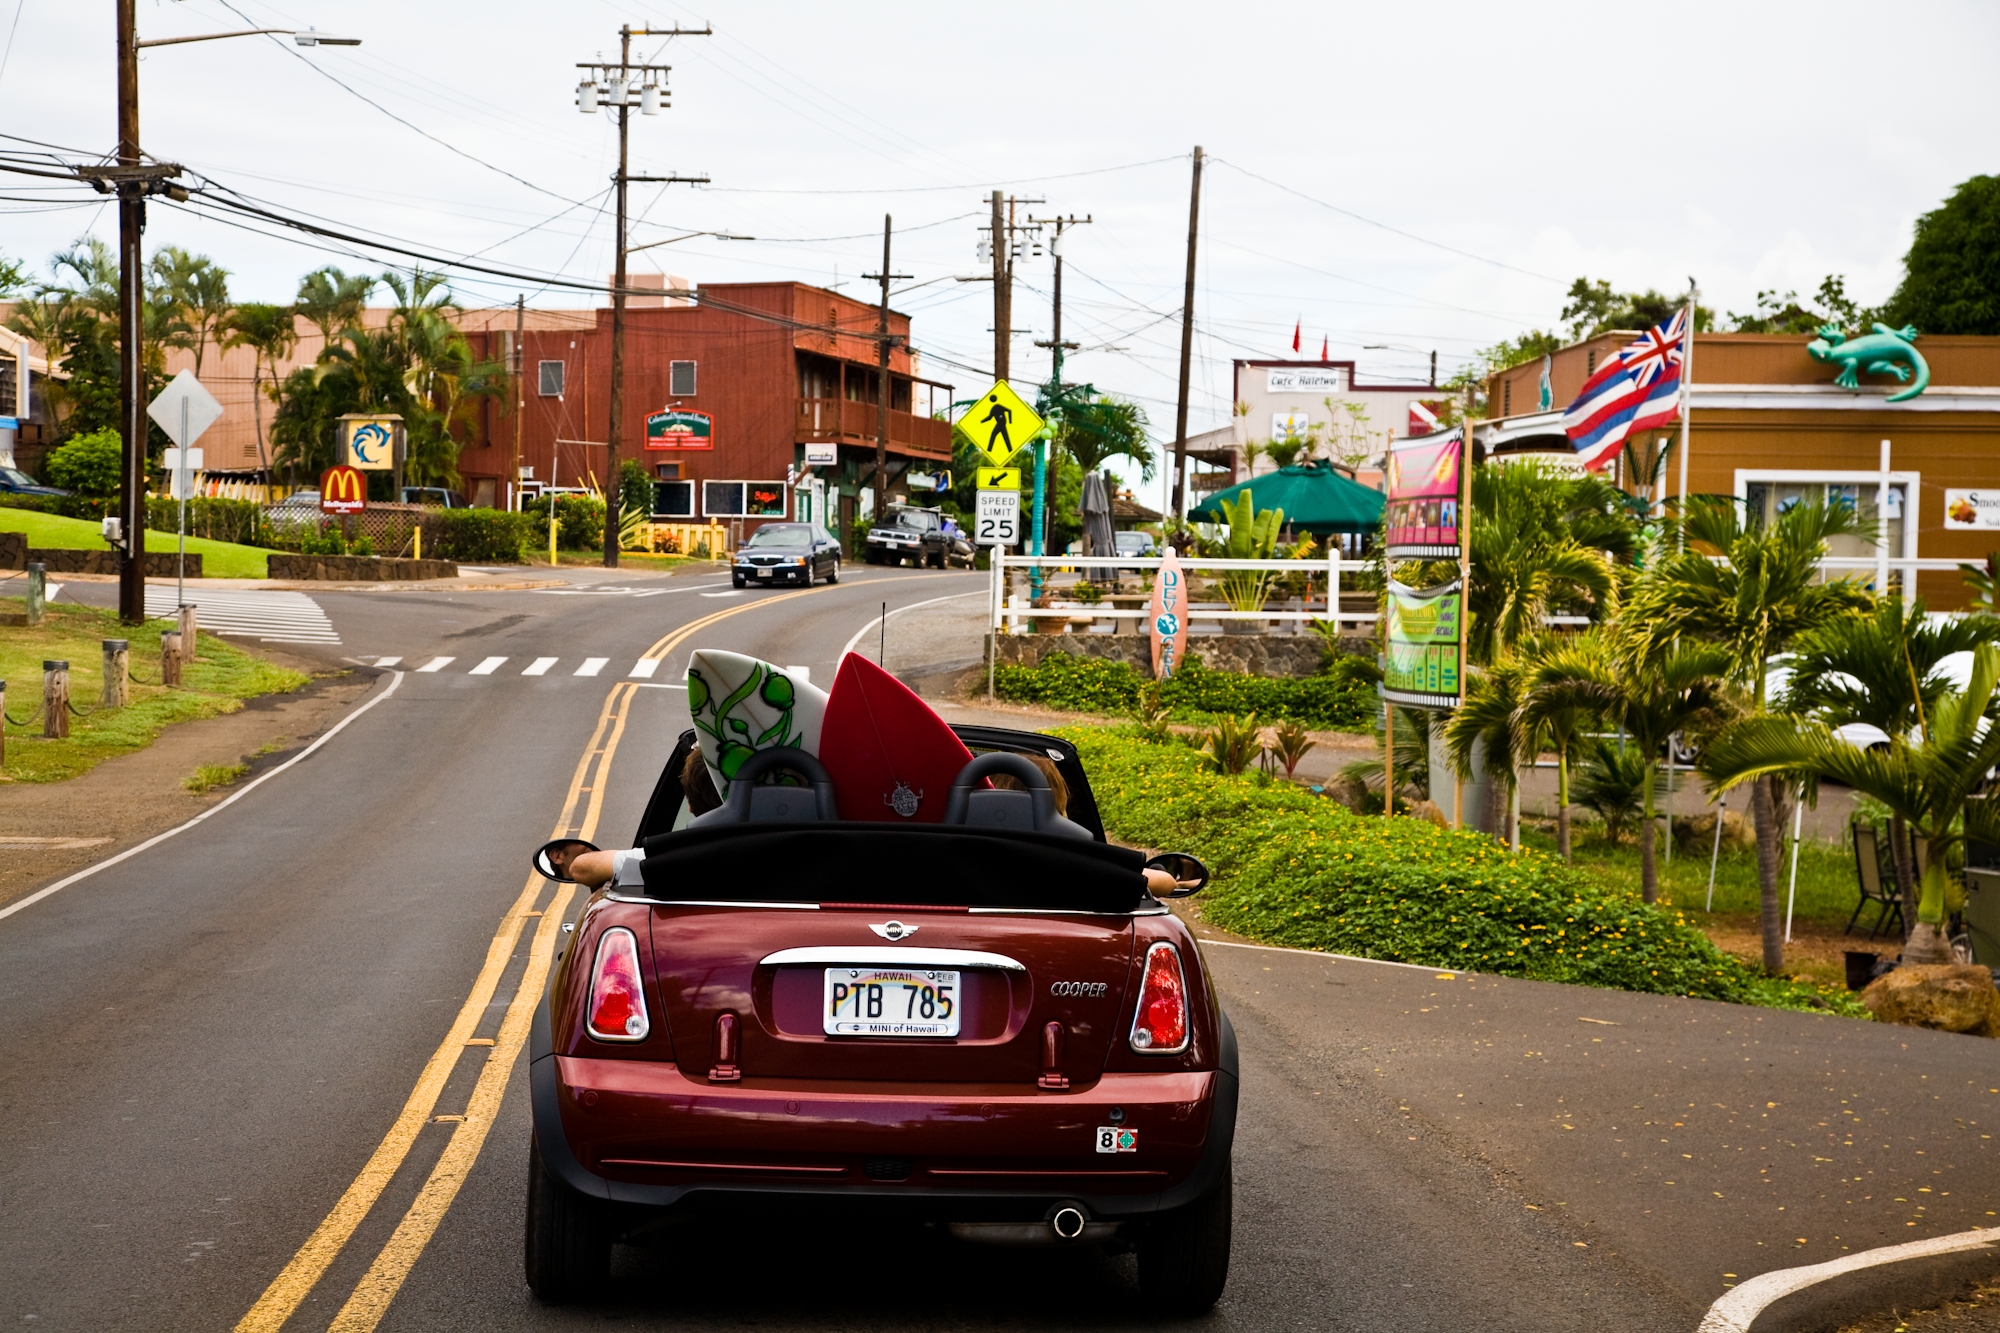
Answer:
646, 408, 713, 449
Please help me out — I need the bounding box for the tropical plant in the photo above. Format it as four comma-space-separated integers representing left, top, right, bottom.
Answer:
1624, 496, 1872, 970
1254, 431, 1315, 471
1461, 460, 1626, 666
294, 266, 375, 349
1198, 712, 1264, 776
1271, 720, 1316, 780
1570, 738, 1648, 848
1964, 554, 1999, 615
1135, 681, 1172, 743
220, 302, 298, 473
1703, 643, 2000, 965
1518, 631, 1614, 861
1444, 654, 1534, 846
1211, 490, 1284, 616
42, 427, 127, 499
149, 247, 232, 376
1343, 704, 1431, 810
1054, 392, 1152, 480
1783, 597, 2000, 929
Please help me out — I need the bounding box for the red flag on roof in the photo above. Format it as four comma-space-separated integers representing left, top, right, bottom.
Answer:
1292, 320, 1300, 353
1320, 335, 1328, 360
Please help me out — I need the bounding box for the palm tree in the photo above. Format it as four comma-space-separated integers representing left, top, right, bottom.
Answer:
1571, 737, 1648, 848
220, 303, 299, 474
1445, 654, 1534, 845
1528, 636, 1732, 902
1625, 495, 1871, 969
1055, 393, 1152, 480
149, 247, 232, 376
1463, 461, 1623, 666
1519, 630, 1617, 861
293, 266, 375, 350
1703, 643, 2000, 965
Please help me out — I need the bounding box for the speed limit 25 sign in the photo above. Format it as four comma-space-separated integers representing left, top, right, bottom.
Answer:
975, 489, 1020, 546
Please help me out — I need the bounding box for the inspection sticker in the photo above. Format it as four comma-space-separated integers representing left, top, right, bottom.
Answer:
1095, 1126, 1139, 1154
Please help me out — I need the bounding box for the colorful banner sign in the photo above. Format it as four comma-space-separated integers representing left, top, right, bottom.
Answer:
646, 408, 714, 449
1945, 488, 2000, 530
1384, 426, 1464, 560
1382, 579, 1463, 708
1149, 547, 1189, 680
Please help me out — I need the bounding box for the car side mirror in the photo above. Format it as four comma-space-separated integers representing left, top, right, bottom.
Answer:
533, 838, 600, 883
1144, 852, 1209, 898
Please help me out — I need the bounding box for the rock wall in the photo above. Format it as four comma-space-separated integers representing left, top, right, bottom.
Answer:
266, 555, 459, 582
21, 547, 203, 577
988, 631, 1369, 679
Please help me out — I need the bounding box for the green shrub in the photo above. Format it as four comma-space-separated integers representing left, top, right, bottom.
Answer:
522, 493, 604, 551
145, 496, 273, 547
1061, 726, 1859, 1014
426, 508, 541, 563
992, 652, 1377, 730
44, 428, 127, 499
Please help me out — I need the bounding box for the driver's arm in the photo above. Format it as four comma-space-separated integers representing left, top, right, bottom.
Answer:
567, 848, 645, 889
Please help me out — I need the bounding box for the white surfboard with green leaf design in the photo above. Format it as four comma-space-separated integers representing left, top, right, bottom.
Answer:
685, 649, 829, 796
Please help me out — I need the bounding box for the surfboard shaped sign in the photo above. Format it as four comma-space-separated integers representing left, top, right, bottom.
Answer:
687, 649, 829, 796
1149, 547, 1189, 679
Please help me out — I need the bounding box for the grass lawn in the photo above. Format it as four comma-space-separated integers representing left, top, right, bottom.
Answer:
0, 599, 308, 782
0, 507, 271, 579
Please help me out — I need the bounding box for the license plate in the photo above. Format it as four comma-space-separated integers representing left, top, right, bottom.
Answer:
756, 569, 772, 578
823, 968, 959, 1036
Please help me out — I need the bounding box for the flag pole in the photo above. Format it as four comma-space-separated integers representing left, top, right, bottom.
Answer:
1676, 277, 1697, 544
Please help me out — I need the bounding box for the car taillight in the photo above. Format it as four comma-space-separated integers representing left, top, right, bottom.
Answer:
1128, 942, 1189, 1054
585, 927, 649, 1041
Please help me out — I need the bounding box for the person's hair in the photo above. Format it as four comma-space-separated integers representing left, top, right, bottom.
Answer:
682, 747, 723, 815
988, 753, 1068, 815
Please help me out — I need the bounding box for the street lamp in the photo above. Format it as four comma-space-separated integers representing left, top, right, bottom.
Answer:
109, 0, 359, 623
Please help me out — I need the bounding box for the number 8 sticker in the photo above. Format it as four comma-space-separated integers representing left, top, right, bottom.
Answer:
1095, 1126, 1138, 1154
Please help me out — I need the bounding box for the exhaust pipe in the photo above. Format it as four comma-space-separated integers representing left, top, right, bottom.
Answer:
1050, 1206, 1087, 1241
947, 1202, 1115, 1247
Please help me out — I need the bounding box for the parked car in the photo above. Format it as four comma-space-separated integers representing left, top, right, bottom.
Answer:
0, 466, 68, 499
731, 522, 841, 587
1115, 529, 1158, 577
401, 486, 467, 508
524, 726, 1236, 1314
866, 505, 974, 568
262, 489, 324, 533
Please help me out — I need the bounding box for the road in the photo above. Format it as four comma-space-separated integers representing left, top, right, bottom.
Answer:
4, 563, 1996, 1332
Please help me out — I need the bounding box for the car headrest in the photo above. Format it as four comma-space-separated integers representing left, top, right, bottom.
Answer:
941, 751, 1091, 839
691, 747, 838, 826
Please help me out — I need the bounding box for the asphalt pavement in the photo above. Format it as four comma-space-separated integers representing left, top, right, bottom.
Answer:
4, 561, 1996, 1332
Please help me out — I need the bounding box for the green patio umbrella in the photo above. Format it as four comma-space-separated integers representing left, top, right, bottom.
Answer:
1188, 459, 1384, 534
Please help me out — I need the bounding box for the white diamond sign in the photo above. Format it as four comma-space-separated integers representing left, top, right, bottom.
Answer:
147, 370, 224, 448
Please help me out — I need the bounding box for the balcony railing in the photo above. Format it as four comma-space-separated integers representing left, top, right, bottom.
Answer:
795, 398, 951, 459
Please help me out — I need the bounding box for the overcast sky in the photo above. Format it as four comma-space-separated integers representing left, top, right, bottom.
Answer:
4, 0, 1997, 489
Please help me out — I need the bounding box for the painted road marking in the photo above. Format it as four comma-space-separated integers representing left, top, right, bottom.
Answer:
574, 657, 608, 677
1696, 1229, 1997, 1332
629, 658, 659, 678
371, 656, 401, 668
145, 586, 341, 644
415, 656, 455, 673
468, 657, 507, 675
521, 657, 557, 676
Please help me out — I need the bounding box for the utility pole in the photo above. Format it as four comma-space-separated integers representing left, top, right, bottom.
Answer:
509, 294, 524, 512
863, 215, 910, 524
577, 24, 709, 568
983, 192, 1043, 383
115, 0, 146, 624
1169, 146, 1204, 526
1030, 213, 1089, 597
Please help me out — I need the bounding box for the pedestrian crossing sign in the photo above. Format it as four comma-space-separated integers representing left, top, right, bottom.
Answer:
958, 380, 1043, 467
975, 466, 1021, 490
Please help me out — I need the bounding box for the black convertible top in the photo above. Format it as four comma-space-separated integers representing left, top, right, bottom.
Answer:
636, 823, 1150, 914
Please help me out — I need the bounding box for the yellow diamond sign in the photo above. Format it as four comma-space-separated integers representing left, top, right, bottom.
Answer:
976, 466, 1021, 490
959, 380, 1043, 467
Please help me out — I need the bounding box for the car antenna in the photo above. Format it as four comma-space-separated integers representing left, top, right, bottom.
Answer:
880, 601, 887, 666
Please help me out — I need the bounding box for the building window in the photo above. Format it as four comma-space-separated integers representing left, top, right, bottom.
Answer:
670, 360, 697, 396
653, 480, 695, 518
703, 480, 787, 518
538, 360, 565, 397
1502, 379, 1512, 416
1736, 470, 1916, 593
654, 461, 681, 480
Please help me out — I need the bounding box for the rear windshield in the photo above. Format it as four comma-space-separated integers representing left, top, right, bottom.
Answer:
746, 524, 814, 547
639, 825, 1149, 913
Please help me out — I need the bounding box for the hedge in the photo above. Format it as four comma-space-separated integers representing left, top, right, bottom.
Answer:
522, 493, 605, 551
145, 496, 271, 547
425, 508, 543, 563
1061, 726, 1859, 1014
994, 653, 1377, 730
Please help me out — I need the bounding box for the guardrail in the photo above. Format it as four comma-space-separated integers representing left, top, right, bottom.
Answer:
988, 550, 1379, 635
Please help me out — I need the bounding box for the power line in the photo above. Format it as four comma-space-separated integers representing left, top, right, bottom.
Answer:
695, 154, 1189, 196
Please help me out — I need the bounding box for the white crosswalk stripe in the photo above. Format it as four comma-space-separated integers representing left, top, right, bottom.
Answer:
416, 656, 455, 673
469, 656, 507, 675
629, 658, 659, 678
372, 656, 401, 668
144, 587, 340, 644
359, 654, 683, 683
574, 657, 608, 677
521, 657, 558, 677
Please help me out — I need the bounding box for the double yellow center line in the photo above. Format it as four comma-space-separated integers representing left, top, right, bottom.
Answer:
233, 578, 916, 1332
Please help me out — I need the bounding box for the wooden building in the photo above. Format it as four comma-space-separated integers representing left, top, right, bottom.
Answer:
1480, 333, 2000, 608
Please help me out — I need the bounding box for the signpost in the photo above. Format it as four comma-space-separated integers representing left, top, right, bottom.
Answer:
962, 380, 1040, 557
147, 370, 223, 610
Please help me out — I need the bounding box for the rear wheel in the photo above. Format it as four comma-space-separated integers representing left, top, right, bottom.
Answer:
1137, 1166, 1231, 1316
524, 1138, 611, 1303
826, 559, 840, 584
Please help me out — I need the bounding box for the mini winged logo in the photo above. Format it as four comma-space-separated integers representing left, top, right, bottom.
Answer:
869, 920, 918, 941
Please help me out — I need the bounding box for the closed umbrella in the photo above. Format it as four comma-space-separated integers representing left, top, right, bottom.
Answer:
1079, 471, 1115, 557
1187, 458, 1384, 534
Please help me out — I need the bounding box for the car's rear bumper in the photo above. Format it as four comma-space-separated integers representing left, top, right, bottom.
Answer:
529, 1018, 1237, 1223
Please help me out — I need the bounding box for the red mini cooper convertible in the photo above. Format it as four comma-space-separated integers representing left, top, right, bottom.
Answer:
526, 726, 1237, 1314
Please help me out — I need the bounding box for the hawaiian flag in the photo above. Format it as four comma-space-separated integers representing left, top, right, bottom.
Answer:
1560, 308, 1687, 470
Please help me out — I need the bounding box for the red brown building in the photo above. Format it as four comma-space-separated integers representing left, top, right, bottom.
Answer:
454, 281, 955, 537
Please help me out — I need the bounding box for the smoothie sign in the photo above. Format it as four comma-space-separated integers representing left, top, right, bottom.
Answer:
1383, 425, 1464, 560
1383, 580, 1463, 708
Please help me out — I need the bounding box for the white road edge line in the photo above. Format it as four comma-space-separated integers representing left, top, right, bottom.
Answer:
1695, 1229, 1996, 1333
1195, 937, 1461, 973
0, 671, 408, 925
840, 589, 989, 662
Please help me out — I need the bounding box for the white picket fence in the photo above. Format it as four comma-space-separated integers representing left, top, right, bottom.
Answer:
988, 550, 1379, 636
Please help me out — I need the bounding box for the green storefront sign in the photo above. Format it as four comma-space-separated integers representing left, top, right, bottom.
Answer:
1383, 580, 1463, 708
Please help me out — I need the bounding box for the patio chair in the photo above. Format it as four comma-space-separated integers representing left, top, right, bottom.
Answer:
1848, 820, 1904, 940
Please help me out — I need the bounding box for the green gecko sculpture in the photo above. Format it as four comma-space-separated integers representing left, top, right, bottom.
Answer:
1806, 321, 1930, 403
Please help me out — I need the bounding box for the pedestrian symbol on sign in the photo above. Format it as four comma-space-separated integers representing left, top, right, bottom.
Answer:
979, 394, 1013, 455
957, 380, 1043, 467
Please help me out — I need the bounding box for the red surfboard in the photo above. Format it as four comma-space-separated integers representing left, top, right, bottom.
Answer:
820, 653, 975, 823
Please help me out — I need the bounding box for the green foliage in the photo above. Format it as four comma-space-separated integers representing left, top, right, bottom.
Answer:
44, 427, 127, 498
522, 493, 605, 551
1054, 392, 1151, 481
1271, 720, 1316, 779
1198, 712, 1264, 775
1560, 277, 1714, 340
991, 652, 1377, 731
1571, 738, 1648, 847
144, 496, 272, 547
1728, 275, 1871, 335
1060, 727, 1852, 1012
1461, 461, 1626, 664
50, 316, 122, 441
298, 523, 373, 557
424, 507, 542, 563
1211, 489, 1284, 613
1882, 174, 2000, 335
619, 459, 654, 523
